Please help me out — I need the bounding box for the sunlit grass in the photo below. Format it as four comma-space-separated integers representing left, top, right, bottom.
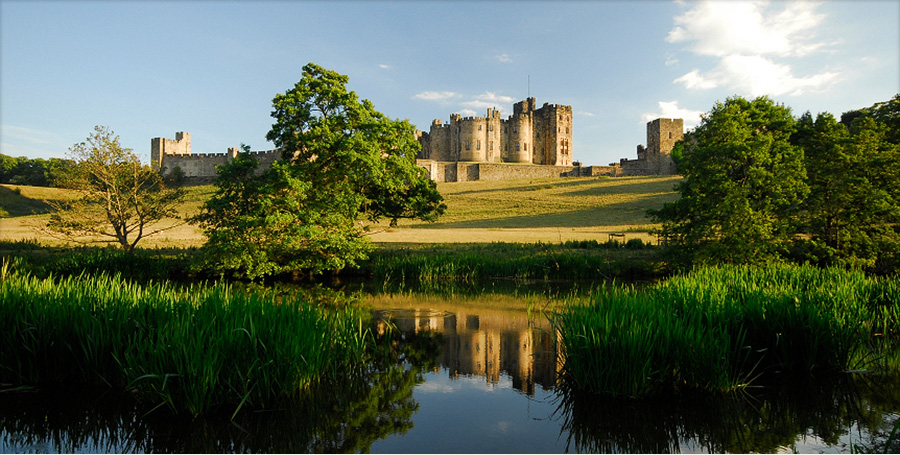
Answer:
0, 266, 370, 417
2, 176, 681, 246
553, 264, 900, 398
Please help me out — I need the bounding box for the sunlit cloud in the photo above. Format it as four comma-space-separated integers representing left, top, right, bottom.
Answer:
641, 101, 704, 129
494, 53, 513, 63
667, 1, 829, 58
667, 0, 840, 97
676, 55, 840, 96
378, 64, 390, 69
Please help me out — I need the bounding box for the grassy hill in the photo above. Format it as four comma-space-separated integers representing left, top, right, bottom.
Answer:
0, 175, 681, 247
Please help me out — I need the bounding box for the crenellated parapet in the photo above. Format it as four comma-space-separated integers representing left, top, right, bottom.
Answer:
417, 97, 573, 169
150, 132, 283, 179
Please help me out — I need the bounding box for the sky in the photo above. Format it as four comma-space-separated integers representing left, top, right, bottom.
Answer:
1, 0, 898, 166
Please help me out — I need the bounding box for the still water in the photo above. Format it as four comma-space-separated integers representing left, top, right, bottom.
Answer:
1, 289, 898, 453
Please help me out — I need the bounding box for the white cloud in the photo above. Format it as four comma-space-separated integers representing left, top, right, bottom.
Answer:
667, 1, 840, 97
494, 53, 513, 63
414, 91, 462, 102
678, 55, 840, 96
641, 101, 704, 129
378, 64, 390, 69
461, 91, 516, 110
667, 1, 828, 58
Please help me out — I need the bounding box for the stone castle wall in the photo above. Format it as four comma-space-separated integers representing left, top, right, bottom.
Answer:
150, 132, 280, 178
617, 118, 683, 176
418, 98, 573, 168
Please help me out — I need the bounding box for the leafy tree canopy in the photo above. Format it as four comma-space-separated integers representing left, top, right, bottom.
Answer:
652, 94, 900, 273
650, 96, 808, 266
194, 64, 445, 279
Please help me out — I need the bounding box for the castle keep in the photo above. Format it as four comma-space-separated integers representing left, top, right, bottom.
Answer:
416, 98, 581, 182
417, 98, 573, 166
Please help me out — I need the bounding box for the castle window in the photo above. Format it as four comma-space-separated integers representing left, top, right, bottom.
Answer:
524, 143, 528, 151
489, 125, 493, 131
668, 132, 673, 139
465, 141, 470, 150
490, 141, 493, 151
477, 140, 481, 150
515, 143, 520, 151
478, 125, 482, 131
513, 126, 518, 133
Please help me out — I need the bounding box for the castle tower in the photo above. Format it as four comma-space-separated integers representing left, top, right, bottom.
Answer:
532, 103, 573, 166
646, 118, 683, 175
150, 131, 191, 170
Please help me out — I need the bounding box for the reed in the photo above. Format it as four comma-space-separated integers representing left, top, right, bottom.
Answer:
365, 241, 665, 283
0, 269, 370, 416
553, 264, 900, 398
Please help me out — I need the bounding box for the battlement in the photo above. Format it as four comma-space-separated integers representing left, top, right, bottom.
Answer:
150, 132, 283, 178
417, 97, 573, 169
616, 118, 684, 176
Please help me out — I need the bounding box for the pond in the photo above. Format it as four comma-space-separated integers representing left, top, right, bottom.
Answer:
2, 288, 899, 453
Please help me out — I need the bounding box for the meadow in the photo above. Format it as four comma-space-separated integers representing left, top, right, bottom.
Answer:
0, 175, 681, 247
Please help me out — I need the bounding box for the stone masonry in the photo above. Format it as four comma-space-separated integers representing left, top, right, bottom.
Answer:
150, 132, 280, 179
616, 118, 683, 176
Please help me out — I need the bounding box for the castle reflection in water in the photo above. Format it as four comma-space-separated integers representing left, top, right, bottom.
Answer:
374, 308, 559, 395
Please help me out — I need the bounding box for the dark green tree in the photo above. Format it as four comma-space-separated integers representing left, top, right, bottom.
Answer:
649, 96, 808, 266
194, 64, 445, 278
794, 110, 900, 271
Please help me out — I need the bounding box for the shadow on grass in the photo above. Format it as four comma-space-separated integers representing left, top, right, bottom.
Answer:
409, 192, 678, 229
0, 186, 53, 217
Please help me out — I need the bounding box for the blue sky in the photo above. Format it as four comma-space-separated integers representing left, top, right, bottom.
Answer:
1, 0, 898, 166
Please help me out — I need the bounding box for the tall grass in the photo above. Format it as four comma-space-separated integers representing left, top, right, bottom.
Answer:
553, 264, 900, 398
0, 269, 370, 416
365, 241, 665, 284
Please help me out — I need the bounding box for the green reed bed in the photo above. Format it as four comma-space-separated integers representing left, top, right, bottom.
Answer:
366, 241, 664, 283
553, 264, 900, 398
0, 268, 370, 417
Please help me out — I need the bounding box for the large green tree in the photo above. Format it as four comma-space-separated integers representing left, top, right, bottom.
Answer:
45, 126, 185, 253
793, 108, 900, 271
649, 96, 808, 265
194, 64, 445, 278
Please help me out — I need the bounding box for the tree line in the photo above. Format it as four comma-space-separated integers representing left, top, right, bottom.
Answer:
651, 94, 900, 274
0, 154, 75, 187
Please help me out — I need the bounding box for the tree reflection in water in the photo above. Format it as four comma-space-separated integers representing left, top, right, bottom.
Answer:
554, 372, 900, 454
0, 323, 441, 454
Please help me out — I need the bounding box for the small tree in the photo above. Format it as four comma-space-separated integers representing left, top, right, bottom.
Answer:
46, 126, 185, 253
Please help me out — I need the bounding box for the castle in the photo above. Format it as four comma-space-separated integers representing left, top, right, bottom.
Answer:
149, 102, 683, 181
150, 132, 280, 178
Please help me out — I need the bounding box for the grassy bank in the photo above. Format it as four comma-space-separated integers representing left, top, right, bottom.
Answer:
0, 264, 370, 417
553, 264, 900, 398
1, 176, 680, 247
362, 239, 667, 285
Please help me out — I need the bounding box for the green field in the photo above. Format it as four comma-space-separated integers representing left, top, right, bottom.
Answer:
0, 175, 681, 247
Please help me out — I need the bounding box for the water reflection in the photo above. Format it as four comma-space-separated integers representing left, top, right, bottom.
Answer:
2, 288, 899, 453
373, 307, 557, 396
0, 325, 439, 454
